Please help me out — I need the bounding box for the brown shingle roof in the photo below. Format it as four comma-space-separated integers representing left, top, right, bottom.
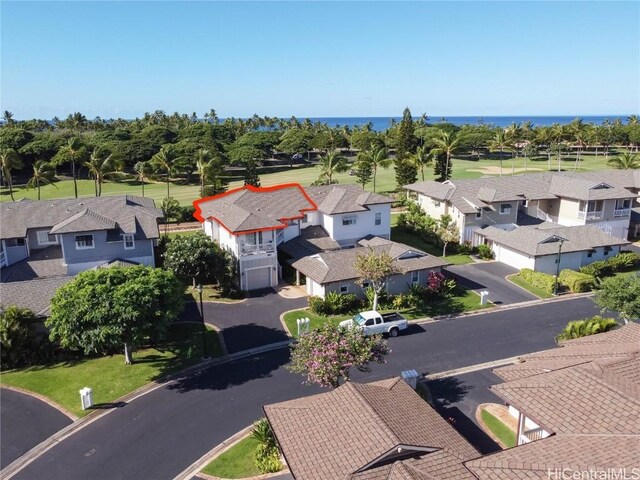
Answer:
264, 378, 478, 480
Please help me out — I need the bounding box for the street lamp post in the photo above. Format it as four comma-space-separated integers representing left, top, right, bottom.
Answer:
553, 238, 565, 295
196, 284, 210, 360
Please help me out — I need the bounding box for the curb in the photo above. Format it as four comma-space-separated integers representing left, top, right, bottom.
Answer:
0, 341, 293, 480
0, 385, 79, 421
424, 355, 521, 380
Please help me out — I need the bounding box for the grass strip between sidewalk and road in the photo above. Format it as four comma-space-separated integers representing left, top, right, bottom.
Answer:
201, 435, 262, 479
508, 274, 554, 299
481, 409, 517, 448
0, 323, 222, 418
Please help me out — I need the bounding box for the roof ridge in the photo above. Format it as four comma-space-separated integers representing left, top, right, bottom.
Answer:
346, 382, 402, 446
577, 363, 640, 405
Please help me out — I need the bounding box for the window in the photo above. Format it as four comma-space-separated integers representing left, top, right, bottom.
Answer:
587, 250, 594, 258
362, 281, 370, 289
616, 199, 631, 209
411, 271, 419, 284
37, 231, 57, 245
433, 200, 441, 207
246, 231, 263, 245
364, 318, 375, 326
342, 215, 357, 226
475, 208, 483, 219
339, 284, 349, 293
302, 214, 308, 223
123, 234, 135, 250
499, 204, 512, 215
375, 212, 382, 226
75, 234, 94, 250
604, 247, 611, 256
16, 238, 25, 246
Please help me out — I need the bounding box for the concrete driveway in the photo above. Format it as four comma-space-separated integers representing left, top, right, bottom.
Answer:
1, 389, 72, 468
180, 288, 308, 354
445, 262, 537, 305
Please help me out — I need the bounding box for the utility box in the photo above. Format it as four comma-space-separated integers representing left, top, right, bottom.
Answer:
79, 387, 94, 410
297, 317, 310, 336
480, 291, 490, 305
401, 370, 420, 390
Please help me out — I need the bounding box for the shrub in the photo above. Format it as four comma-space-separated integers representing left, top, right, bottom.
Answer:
424, 271, 457, 299
307, 292, 361, 316
457, 241, 474, 256
579, 260, 611, 278
0, 306, 38, 369
555, 316, 618, 343
476, 244, 494, 260
606, 252, 640, 272
251, 418, 281, 474
392, 293, 415, 310
519, 269, 556, 294
559, 269, 596, 293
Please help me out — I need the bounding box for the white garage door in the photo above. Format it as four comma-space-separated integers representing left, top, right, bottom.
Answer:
246, 267, 272, 290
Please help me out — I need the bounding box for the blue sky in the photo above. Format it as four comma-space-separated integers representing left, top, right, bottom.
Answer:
2, 1, 639, 119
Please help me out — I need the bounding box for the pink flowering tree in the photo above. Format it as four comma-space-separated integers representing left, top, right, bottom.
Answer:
288, 323, 390, 388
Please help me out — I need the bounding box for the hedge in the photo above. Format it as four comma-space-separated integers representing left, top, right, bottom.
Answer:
559, 269, 596, 293
579, 252, 640, 278
519, 269, 556, 294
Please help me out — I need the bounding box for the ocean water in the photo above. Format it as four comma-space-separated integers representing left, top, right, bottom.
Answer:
303, 115, 633, 131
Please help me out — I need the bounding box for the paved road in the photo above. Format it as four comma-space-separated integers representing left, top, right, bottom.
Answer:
446, 262, 538, 305
12, 297, 601, 480
180, 288, 307, 353
0, 389, 72, 469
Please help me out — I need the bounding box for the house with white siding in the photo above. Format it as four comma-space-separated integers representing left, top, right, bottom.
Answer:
193, 183, 395, 292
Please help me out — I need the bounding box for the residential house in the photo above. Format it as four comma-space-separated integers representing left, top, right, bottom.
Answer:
464, 323, 640, 478
264, 377, 480, 480
405, 170, 638, 245
193, 183, 394, 291
475, 223, 629, 274
0, 196, 162, 314
291, 236, 449, 298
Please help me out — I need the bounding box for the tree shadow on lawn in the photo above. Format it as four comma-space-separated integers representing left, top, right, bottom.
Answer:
166, 345, 291, 394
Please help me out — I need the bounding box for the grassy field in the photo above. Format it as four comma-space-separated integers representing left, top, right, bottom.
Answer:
390, 226, 473, 265
481, 409, 517, 448
0, 323, 222, 417
1, 153, 617, 205
201, 436, 263, 479
508, 274, 554, 299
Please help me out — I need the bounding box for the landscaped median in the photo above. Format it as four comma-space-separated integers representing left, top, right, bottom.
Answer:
0, 323, 222, 418
283, 288, 493, 338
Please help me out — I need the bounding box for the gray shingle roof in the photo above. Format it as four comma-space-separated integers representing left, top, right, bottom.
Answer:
264, 378, 478, 480
291, 237, 449, 284
405, 170, 638, 215
0, 195, 161, 240
194, 184, 317, 233
0, 276, 73, 316
279, 225, 341, 260
306, 184, 394, 214
0, 246, 67, 282
476, 223, 629, 256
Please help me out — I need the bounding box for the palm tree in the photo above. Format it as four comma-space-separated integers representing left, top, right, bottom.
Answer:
608, 152, 640, 170
151, 146, 182, 199
356, 144, 392, 192
0, 148, 23, 201
317, 150, 348, 184
550, 123, 567, 171
134, 161, 153, 197
409, 145, 432, 181
84, 148, 123, 196
535, 127, 553, 171
195, 149, 214, 198
488, 130, 509, 177
27, 160, 57, 200
628, 115, 638, 125
57, 137, 85, 198
432, 131, 460, 182
2, 111, 14, 126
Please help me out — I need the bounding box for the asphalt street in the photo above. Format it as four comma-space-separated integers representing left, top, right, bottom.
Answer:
446, 262, 538, 305
11, 296, 601, 480
0, 389, 72, 469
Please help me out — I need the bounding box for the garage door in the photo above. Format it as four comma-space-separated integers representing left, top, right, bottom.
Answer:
246, 267, 272, 290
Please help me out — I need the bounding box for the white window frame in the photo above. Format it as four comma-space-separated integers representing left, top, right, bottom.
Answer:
374, 212, 382, 226
37, 231, 57, 246
499, 204, 511, 215
475, 208, 483, 219
411, 271, 419, 284
616, 198, 631, 209
75, 234, 95, 250
123, 234, 135, 250
342, 215, 357, 226
339, 284, 349, 294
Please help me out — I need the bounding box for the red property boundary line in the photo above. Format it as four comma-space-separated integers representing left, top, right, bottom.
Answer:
192, 183, 318, 236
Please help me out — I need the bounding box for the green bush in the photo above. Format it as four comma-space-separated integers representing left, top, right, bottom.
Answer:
457, 241, 474, 255
251, 418, 281, 474
579, 260, 611, 278
476, 244, 494, 260
0, 306, 38, 369
392, 293, 415, 310
559, 269, 596, 293
606, 252, 640, 272
555, 316, 618, 343
308, 292, 362, 316
520, 269, 556, 294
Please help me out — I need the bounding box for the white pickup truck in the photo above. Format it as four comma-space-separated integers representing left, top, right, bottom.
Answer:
339, 310, 408, 337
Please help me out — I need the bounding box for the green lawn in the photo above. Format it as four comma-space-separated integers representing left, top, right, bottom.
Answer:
481, 409, 517, 448
283, 290, 491, 337
186, 285, 245, 303
0, 323, 222, 418
390, 227, 473, 265
508, 274, 554, 299
201, 436, 262, 479
1, 152, 619, 205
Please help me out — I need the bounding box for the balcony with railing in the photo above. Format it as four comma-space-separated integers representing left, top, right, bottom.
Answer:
614, 208, 631, 218
577, 210, 603, 220
239, 242, 276, 256
519, 427, 547, 444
